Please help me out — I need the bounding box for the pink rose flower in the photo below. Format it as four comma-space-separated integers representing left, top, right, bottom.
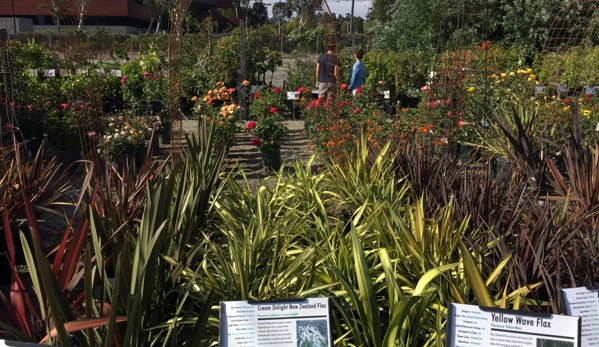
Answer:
61, 103, 70, 110
269, 107, 278, 113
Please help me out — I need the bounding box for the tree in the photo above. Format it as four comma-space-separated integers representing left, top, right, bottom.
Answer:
368, 0, 445, 53
285, 0, 317, 31
368, 0, 394, 23
272, 2, 293, 22
143, 0, 169, 34
38, 0, 71, 30
72, 0, 91, 30
248, 1, 269, 27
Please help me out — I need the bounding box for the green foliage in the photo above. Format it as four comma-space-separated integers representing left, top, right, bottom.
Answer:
192, 82, 241, 149
248, 113, 288, 152
98, 112, 161, 160
286, 58, 316, 90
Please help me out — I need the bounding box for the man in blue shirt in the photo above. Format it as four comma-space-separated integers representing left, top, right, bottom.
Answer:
348, 49, 365, 95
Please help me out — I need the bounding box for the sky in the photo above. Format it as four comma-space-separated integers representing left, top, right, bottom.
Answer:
256, 0, 372, 20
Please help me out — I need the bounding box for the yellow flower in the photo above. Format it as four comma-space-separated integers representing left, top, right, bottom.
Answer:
491, 74, 498, 79
529, 74, 536, 79
526, 68, 532, 73
506, 88, 511, 93
501, 73, 506, 77
509, 72, 515, 76
583, 109, 591, 117
228, 104, 237, 112
467, 86, 476, 92
563, 106, 570, 112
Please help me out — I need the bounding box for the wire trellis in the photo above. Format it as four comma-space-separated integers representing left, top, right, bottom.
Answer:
167, 0, 193, 163
428, 0, 491, 142
41, 0, 107, 171
537, 0, 599, 96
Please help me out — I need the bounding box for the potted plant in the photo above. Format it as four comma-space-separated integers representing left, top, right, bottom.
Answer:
98, 111, 160, 168
45, 102, 84, 175
192, 82, 240, 151
247, 113, 288, 171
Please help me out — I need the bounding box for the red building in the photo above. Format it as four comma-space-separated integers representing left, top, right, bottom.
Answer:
0, 0, 236, 33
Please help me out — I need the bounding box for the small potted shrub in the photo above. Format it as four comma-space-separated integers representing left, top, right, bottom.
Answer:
247, 112, 288, 171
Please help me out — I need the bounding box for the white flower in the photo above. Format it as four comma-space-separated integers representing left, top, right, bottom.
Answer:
109, 123, 114, 127
114, 133, 120, 138
120, 131, 126, 135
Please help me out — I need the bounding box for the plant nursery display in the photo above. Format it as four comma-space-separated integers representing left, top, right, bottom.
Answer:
4, 11, 599, 347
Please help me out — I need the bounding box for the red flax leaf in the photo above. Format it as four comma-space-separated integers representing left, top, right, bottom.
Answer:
3, 199, 31, 336
20, 189, 42, 248
39, 316, 128, 344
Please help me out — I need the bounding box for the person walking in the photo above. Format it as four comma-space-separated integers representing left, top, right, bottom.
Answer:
316, 45, 339, 100
348, 49, 365, 95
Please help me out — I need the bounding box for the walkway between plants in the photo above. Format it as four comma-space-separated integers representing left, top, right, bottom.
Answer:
180, 119, 320, 189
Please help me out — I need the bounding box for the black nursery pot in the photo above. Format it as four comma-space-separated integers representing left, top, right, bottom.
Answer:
261, 145, 282, 172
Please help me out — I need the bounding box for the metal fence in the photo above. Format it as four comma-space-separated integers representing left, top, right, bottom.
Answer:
6, 31, 371, 57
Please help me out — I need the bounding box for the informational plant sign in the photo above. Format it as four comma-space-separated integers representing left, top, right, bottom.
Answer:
447, 303, 580, 347
562, 286, 599, 346
557, 84, 568, 93
220, 298, 332, 347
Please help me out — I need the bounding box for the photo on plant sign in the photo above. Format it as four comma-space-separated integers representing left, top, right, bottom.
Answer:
296, 319, 328, 347
536, 339, 574, 347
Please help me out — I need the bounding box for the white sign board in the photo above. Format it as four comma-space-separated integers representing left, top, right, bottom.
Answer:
110, 69, 122, 77
586, 87, 597, 95
0, 340, 47, 346
447, 303, 580, 347
43, 69, 55, 77
558, 84, 568, 93
534, 86, 546, 94
287, 91, 299, 100
383, 90, 390, 99
220, 298, 332, 347
562, 286, 599, 346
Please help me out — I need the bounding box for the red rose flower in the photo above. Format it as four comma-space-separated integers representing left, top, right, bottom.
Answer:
297, 87, 304, 94
61, 103, 70, 110
251, 137, 261, 146
269, 107, 278, 113
247, 121, 257, 130
355, 87, 363, 94
340, 84, 347, 91
273, 87, 280, 93
3, 123, 13, 132
253, 92, 259, 99
564, 98, 571, 105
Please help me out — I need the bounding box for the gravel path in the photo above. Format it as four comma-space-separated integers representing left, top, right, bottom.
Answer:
179, 119, 320, 190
